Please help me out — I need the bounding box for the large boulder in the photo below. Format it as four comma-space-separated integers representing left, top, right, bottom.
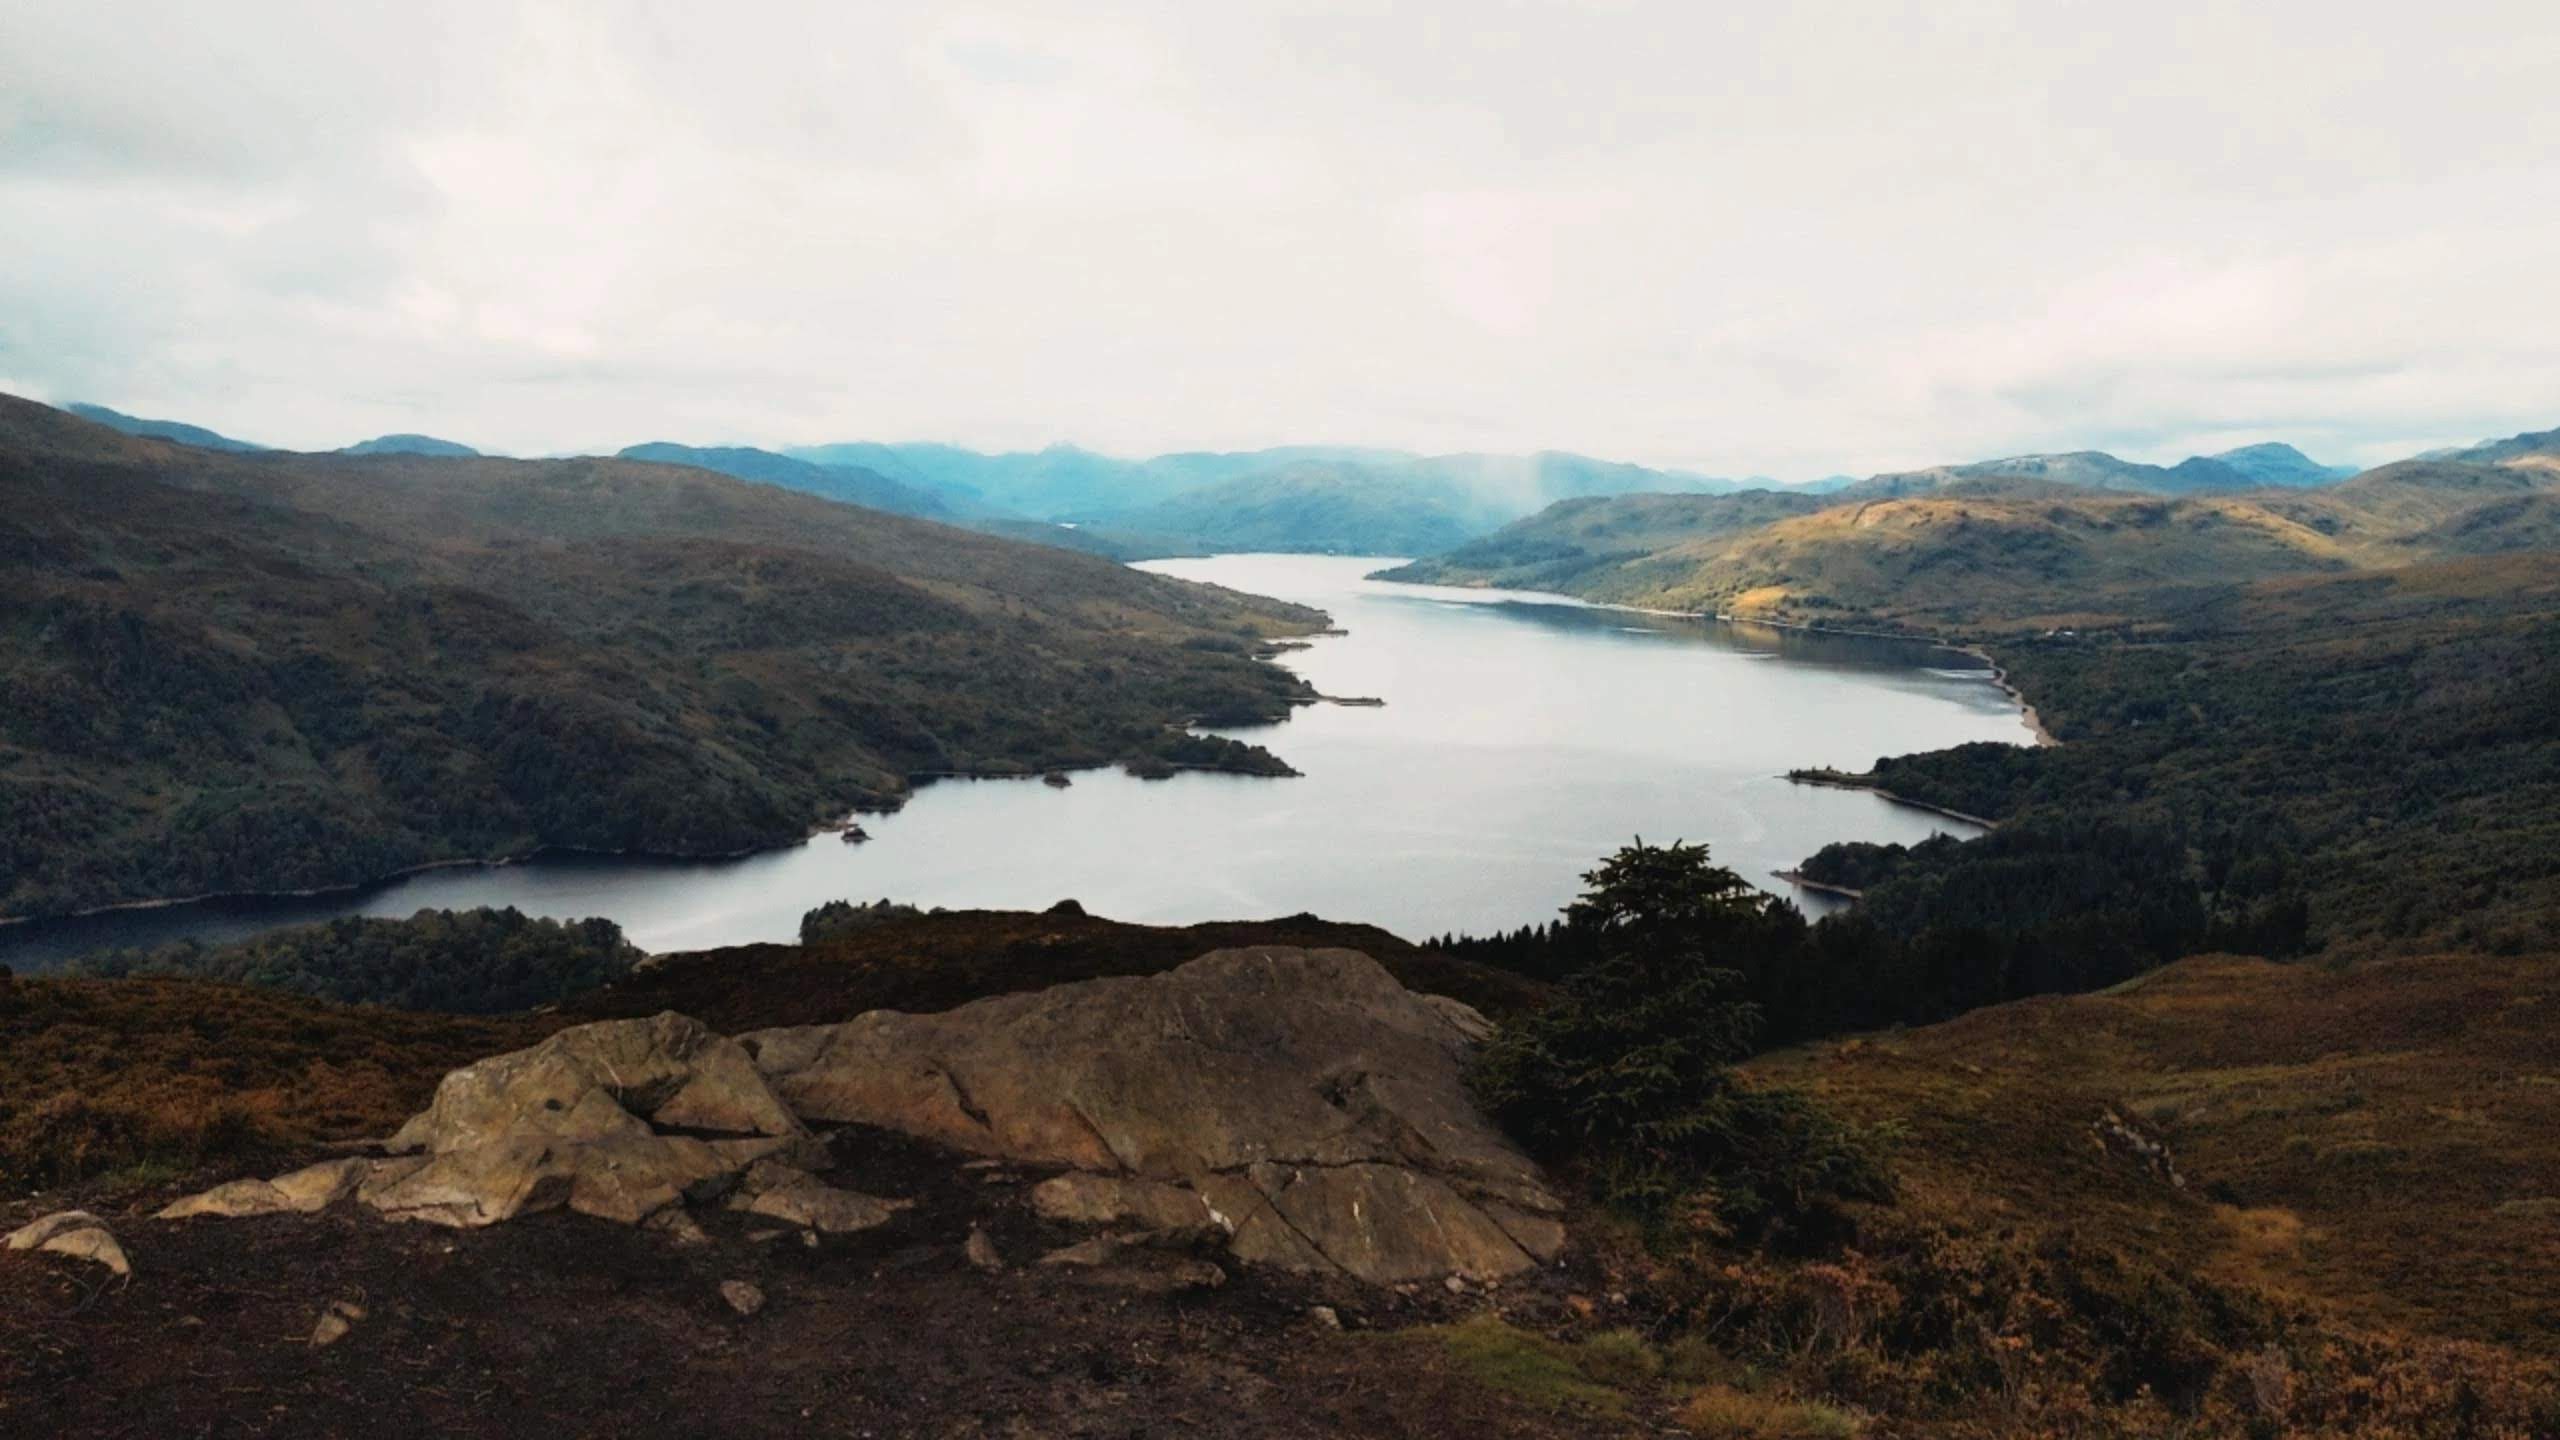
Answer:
363, 1011, 828, 1228
741, 947, 1565, 1283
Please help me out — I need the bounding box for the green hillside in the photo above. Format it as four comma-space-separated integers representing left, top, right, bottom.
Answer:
0, 398, 1323, 920
1376, 490, 1829, 590
1402, 445, 2560, 630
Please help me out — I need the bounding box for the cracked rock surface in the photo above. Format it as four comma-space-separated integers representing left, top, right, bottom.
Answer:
160, 1013, 895, 1235
741, 947, 1564, 1283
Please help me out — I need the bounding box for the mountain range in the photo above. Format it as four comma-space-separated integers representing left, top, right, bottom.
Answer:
1388, 426, 2560, 629
51, 398, 2474, 568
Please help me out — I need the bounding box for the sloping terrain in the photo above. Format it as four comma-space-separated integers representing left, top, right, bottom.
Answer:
1751, 947, 2560, 1366
0, 398, 1324, 920
615, 440, 957, 519
63, 401, 266, 452
1838, 553, 2560, 958
1378, 489, 1830, 590
1405, 437, 2560, 629
4, 910, 2551, 1437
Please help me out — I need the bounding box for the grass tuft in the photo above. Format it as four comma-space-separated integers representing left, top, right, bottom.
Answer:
1427, 1316, 1631, 1415
1676, 1386, 1864, 1438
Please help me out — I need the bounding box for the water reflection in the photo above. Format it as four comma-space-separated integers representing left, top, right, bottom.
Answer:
3, 556, 2030, 969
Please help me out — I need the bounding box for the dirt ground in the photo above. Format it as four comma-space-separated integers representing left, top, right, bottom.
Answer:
0, 1126, 1628, 1440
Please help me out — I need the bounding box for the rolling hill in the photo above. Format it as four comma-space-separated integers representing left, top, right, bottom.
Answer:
63, 402, 266, 453
1835, 439, 2354, 502
1398, 434, 2560, 629
0, 397, 1324, 920
342, 433, 481, 457
1376, 490, 1831, 591
615, 441, 956, 519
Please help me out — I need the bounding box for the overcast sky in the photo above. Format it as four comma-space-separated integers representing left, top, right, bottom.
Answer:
4, 2, 2557, 478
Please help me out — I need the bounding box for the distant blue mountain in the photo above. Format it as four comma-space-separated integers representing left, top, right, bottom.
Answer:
343, 433, 481, 458
2205, 442, 2358, 487
65, 402, 266, 452
616, 442, 955, 520
782, 441, 1745, 528
1843, 440, 2361, 500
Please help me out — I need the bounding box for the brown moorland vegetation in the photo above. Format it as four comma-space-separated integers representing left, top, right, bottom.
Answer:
1685, 948, 2560, 1433
4, 911, 2553, 1435
0, 907, 1536, 1196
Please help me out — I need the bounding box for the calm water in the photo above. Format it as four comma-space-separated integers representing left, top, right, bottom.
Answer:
2, 555, 2031, 968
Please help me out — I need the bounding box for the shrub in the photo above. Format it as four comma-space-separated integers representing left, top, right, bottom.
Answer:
1574, 1328, 1664, 1388
68, 908, 638, 1014
0, 1090, 282, 1189
1471, 841, 1893, 1242
800, 898, 924, 945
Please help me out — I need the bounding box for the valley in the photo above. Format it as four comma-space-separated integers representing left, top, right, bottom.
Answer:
0, 553, 2026, 968
7, 396, 2559, 1440
0, 399, 1321, 923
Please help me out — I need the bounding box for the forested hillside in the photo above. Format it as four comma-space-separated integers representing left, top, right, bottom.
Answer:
1828, 554, 2560, 957
1427, 551, 2560, 1044
66, 908, 640, 1014
1401, 431, 2560, 629
1377, 490, 1828, 590
0, 398, 1323, 920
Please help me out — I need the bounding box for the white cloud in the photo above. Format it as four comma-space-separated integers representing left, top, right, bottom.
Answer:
2, 0, 2556, 475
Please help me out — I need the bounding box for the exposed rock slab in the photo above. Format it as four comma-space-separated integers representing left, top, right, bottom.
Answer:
5, 1211, 130, 1277
160, 1159, 370, 1220
742, 947, 1564, 1283
369, 1012, 831, 1229
389, 1011, 803, 1155
726, 1160, 907, 1234
157, 1012, 894, 1235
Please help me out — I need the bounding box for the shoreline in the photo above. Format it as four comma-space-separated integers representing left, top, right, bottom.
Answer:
1953, 643, 2058, 748
1771, 868, 1864, 901
1781, 770, 2003, 829
4, 612, 1344, 934
0, 745, 1318, 932
1368, 572, 2054, 751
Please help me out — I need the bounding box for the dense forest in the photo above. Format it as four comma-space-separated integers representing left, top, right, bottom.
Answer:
1433, 551, 2560, 1041
0, 398, 1325, 919
63, 908, 639, 1014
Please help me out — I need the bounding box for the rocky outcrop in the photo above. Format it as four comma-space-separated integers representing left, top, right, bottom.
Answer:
365, 1011, 836, 1229
741, 947, 1565, 1283
159, 1158, 371, 1220
148, 951, 1564, 1286
5, 1210, 130, 1277
159, 1013, 898, 1235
